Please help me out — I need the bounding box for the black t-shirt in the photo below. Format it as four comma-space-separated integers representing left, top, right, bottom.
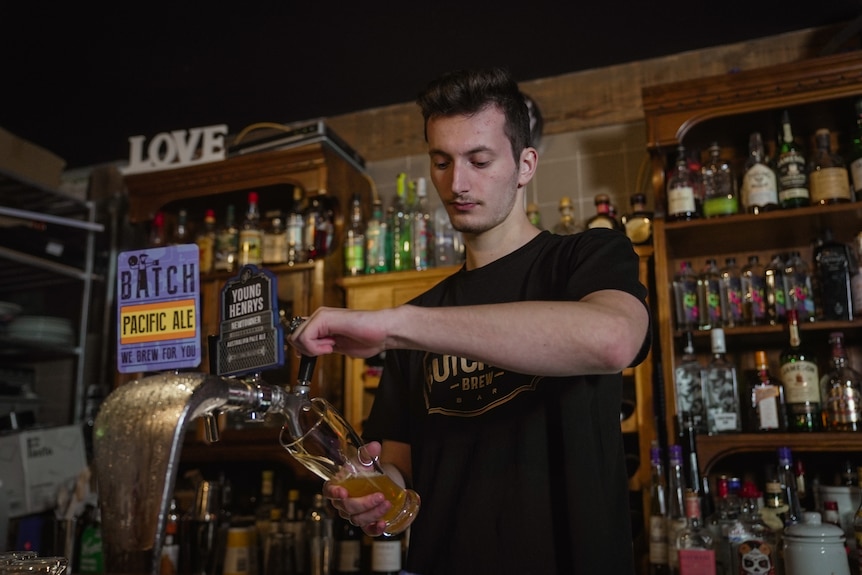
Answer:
363, 229, 650, 575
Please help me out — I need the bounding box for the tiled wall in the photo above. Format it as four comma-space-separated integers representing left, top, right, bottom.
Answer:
364, 120, 651, 232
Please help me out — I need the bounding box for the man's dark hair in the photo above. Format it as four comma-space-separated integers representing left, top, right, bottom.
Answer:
417, 67, 531, 164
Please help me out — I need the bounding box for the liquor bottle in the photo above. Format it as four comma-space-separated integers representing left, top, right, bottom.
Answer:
674, 332, 707, 435
552, 196, 581, 234
776, 110, 810, 209
673, 261, 700, 331
343, 193, 366, 277
432, 203, 463, 267
304, 192, 335, 261
214, 204, 239, 272
254, 470, 277, 559
411, 177, 432, 270
849, 98, 862, 200
707, 475, 739, 575
729, 481, 778, 575
334, 515, 362, 575
741, 255, 767, 326
666, 445, 688, 575
364, 198, 388, 274
286, 189, 306, 264
820, 331, 862, 431
238, 191, 263, 266
262, 211, 288, 265
741, 132, 779, 214
783, 250, 815, 323
369, 532, 403, 575
526, 202, 544, 230
776, 447, 804, 527
697, 258, 723, 330
814, 228, 855, 321
675, 489, 716, 575
703, 328, 741, 434
648, 444, 670, 575
779, 309, 821, 432
747, 350, 787, 432
701, 142, 739, 218
809, 128, 852, 205
195, 208, 217, 274
764, 253, 787, 326
621, 193, 653, 245
666, 145, 702, 222
719, 257, 744, 328
306, 493, 334, 575
171, 208, 190, 245
388, 173, 413, 271
149, 210, 167, 247
585, 193, 622, 230
284, 489, 306, 575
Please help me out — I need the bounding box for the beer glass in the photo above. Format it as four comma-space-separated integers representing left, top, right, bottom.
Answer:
279, 397, 420, 535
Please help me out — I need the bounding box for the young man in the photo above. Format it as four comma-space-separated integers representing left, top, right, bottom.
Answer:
289, 67, 650, 574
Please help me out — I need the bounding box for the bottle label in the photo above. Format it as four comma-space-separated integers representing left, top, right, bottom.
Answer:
371, 539, 402, 571
826, 385, 862, 426
780, 360, 820, 403
703, 196, 738, 217
754, 386, 781, 430
667, 186, 696, 216
743, 275, 766, 324
336, 539, 362, 572
851, 157, 862, 193
238, 229, 263, 265
810, 167, 852, 203
735, 539, 776, 574
698, 277, 722, 330
741, 164, 778, 209
673, 277, 699, 330
678, 549, 716, 575
777, 150, 809, 202
648, 515, 668, 565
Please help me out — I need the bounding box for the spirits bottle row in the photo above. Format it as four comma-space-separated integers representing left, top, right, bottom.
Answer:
543, 193, 654, 244
672, 229, 860, 331
663, 101, 862, 222
674, 319, 862, 437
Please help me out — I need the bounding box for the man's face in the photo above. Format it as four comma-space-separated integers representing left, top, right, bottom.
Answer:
426, 106, 522, 236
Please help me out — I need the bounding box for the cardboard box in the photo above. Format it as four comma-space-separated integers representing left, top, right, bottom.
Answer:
0, 126, 66, 190
0, 425, 87, 517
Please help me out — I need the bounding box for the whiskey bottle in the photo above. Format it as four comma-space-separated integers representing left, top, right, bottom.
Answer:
648, 444, 670, 575
675, 489, 716, 575
809, 128, 852, 205
585, 193, 622, 230
701, 142, 739, 217
621, 193, 653, 244
697, 258, 722, 330
195, 208, 217, 274
238, 191, 263, 266
343, 193, 366, 277
666, 145, 702, 222
703, 328, 741, 434
820, 331, 862, 432
776, 110, 810, 209
741, 132, 779, 214
814, 228, 855, 321
214, 204, 239, 272
741, 255, 767, 326
719, 257, 744, 328
552, 196, 581, 234
674, 332, 706, 435
747, 350, 787, 432
779, 309, 821, 432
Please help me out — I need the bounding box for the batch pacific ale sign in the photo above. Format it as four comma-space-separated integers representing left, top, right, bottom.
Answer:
116, 244, 201, 372
215, 264, 284, 376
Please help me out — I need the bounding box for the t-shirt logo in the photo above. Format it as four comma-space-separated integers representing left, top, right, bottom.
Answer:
423, 352, 541, 416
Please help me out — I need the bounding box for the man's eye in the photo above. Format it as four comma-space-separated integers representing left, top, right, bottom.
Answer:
433, 161, 450, 170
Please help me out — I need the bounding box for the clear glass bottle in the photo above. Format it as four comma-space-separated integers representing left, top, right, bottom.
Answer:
783, 250, 815, 323
526, 202, 544, 230
262, 211, 288, 265
849, 98, 862, 201
238, 191, 263, 266
741, 132, 779, 214
411, 177, 432, 270
776, 110, 810, 209
195, 208, 217, 274
585, 193, 622, 230
747, 350, 787, 432
697, 258, 723, 330
286, 188, 306, 264
552, 196, 581, 234
776, 447, 804, 527
675, 489, 716, 575
809, 128, 852, 205
621, 193, 654, 245
432, 203, 463, 267
701, 142, 739, 218
171, 208, 190, 245
214, 204, 239, 272
388, 173, 413, 271
666, 144, 702, 222
764, 253, 787, 326
674, 332, 707, 435
741, 255, 767, 326
305, 192, 336, 261
719, 257, 745, 328
779, 309, 822, 432
343, 193, 366, 277
666, 444, 688, 575
648, 444, 670, 575
703, 328, 742, 434
306, 493, 334, 575
729, 481, 779, 575
814, 228, 855, 321
820, 331, 862, 432
364, 198, 388, 274
673, 261, 700, 331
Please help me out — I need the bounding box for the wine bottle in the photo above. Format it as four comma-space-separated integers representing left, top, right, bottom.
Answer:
776, 110, 810, 208
779, 309, 821, 432
334, 515, 363, 574
809, 128, 852, 205
741, 132, 779, 214
666, 145, 702, 222
747, 351, 787, 432
701, 142, 738, 217
369, 531, 403, 575
703, 328, 741, 434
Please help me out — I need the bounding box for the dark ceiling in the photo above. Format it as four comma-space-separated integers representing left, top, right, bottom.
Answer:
3, 3, 862, 171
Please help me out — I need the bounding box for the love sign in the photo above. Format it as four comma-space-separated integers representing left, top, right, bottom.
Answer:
121, 124, 228, 174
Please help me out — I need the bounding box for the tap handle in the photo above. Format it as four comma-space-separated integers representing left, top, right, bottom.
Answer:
202, 413, 220, 443
297, 354, 317, 385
